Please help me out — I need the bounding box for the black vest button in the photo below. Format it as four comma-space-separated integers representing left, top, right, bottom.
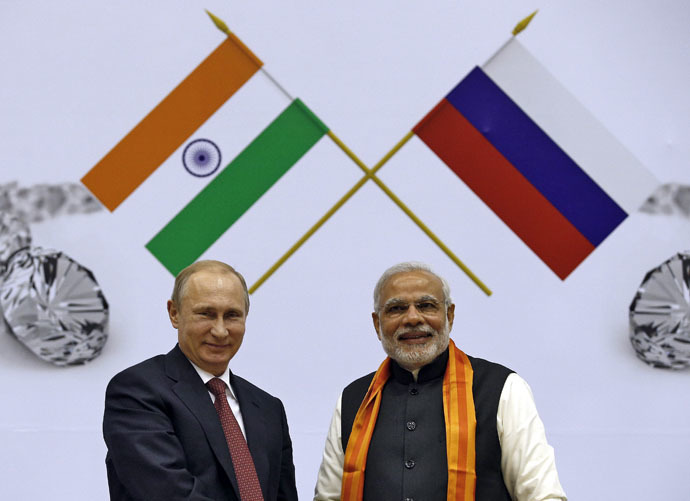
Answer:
409, 387, 419, 395
404, 459, 415, 469
404, 498, 414, 501
406, 421, 417, 431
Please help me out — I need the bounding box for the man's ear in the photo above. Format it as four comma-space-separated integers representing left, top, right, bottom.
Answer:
372, 312, 382, 340
446, 303, 455, 331
167, 300, 180, 329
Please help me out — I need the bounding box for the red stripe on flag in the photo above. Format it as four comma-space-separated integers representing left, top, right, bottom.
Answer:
414, 99, 594, 279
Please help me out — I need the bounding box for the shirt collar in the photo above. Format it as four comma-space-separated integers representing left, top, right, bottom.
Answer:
187, 359, 238, 400
390, 347, 449, 384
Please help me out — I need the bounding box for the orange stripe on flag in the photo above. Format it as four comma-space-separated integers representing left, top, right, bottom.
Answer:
82, 34, 262, 211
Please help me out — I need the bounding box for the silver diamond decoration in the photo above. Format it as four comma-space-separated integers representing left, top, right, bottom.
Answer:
0, 211, 31, 270
0, 248, 108, 365
640, 183, 690, 217
629, 252, 690, 369
0, 181, 102, 223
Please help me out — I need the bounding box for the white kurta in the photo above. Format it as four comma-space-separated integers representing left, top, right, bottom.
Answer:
313, 373, 567, 501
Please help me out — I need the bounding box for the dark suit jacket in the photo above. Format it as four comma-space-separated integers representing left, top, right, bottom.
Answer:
103, 345, 298, 501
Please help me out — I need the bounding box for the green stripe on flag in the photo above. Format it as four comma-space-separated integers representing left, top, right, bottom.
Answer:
146, 98, 329, 275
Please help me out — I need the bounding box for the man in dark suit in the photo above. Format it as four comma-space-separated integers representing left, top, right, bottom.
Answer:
103, 260, 298, 501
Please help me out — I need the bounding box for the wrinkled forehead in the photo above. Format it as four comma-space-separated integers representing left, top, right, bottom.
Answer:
379, 271, 445, 303
180, 269, 242, 302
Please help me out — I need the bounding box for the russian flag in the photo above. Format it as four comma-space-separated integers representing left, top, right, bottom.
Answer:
414, 39, 657, 279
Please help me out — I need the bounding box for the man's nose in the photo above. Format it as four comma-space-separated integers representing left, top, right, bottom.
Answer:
210, 317, 228, 337
402, 304, 423, 325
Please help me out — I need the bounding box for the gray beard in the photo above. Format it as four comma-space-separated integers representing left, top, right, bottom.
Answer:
379, 319, 450, 372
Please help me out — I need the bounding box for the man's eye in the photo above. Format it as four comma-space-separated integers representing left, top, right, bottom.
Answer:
417, 302, 437, 311
387, 305, 408, 314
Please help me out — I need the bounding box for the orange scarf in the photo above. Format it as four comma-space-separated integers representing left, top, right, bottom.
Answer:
341, 339, 476, 500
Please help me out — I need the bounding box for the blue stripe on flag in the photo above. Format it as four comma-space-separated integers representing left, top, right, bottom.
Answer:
445, 66, 627, 247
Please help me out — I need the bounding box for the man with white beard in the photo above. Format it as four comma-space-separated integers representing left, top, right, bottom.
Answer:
314, 262, 567, 501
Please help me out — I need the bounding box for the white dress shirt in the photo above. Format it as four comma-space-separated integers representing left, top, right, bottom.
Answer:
313, 373, 567, 501
189, 361, 248, 439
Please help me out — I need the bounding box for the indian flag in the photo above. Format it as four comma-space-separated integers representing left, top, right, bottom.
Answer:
82, 33, 264, 212
146, 99, 328, 275
81, 31, 343, 278
413, 38, 658, 279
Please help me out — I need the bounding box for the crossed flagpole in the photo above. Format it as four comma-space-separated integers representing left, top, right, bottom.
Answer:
84, 9, 657, 289
85, 11, 541, 297
205, 10, 541, 298
252, 129, 492, 294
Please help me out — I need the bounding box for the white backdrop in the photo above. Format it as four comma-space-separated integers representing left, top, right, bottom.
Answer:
1, 1, 689, 499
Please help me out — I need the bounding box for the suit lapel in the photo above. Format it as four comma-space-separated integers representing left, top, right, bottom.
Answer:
165, 346, 241, 499
232, 373, 271, 498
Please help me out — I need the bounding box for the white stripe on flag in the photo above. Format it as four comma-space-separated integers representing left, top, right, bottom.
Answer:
483, 39, 658, 214
113, 70, 291, 244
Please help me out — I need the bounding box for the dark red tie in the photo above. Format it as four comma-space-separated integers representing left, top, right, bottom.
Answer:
207, 377, 264, 501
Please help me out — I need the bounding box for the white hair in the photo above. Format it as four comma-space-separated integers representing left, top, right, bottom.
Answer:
373, 261, 452, 313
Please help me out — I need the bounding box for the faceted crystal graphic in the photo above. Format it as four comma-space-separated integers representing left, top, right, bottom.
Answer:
0, 248, 108, 366
640, 183, 690, 217
629, 252, 690, 369
0, 181, 102, 223
0, 211, 31, 270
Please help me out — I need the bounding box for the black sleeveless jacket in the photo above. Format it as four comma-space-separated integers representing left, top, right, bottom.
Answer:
341, 350, 513, 501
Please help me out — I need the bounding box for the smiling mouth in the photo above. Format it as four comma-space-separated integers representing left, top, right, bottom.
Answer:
205, 342, 230, 349
398, 332, 433, 342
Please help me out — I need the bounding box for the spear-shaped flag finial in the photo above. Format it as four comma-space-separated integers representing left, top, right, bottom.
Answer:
206, 9, 232, 36
512, 10, 538, 36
